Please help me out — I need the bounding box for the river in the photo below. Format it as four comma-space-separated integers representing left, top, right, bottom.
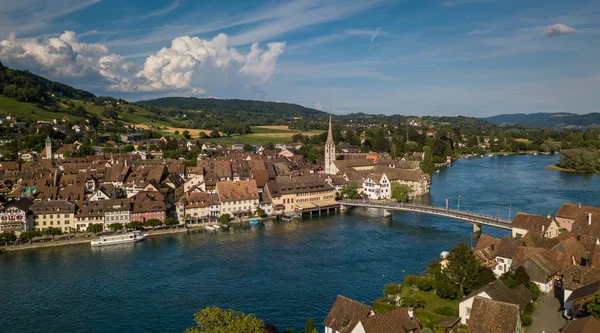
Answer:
1, 155, 599, 332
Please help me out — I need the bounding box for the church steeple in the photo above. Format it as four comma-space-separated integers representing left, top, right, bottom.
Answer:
324, 107, 336, 174
43, 136, 52, 160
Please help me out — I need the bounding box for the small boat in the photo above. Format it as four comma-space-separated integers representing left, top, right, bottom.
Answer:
211, 224, 222, 230
204, 225, 216, 232
487, 154, 493, 157
91, 231, 147, 247
249, 219, 261, 225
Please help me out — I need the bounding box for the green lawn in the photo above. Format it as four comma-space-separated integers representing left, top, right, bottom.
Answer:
0, 95, 84, 121
205, 127, 324, 145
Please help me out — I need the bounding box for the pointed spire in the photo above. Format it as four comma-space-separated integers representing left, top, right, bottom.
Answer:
326, 106, 334, 145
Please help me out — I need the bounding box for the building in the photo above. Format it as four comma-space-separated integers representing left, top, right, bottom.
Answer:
564, 280, 600, 317
562, 316, 600, 333
324, 112, 336, 174
177, 192, 220, 223
323, 295, 373, 333
467, 297, 521, 333
459, 280, 532, 325
42, 136, 52, 160
216, 180, 259, 218
103, 199, 131, 228
492, 237, 524, 277
555, 203, 600, 231
510, 212, 560, 238
363, 173, 391, 199
30, 200, 76, 232
266, 175, 336, 213
0, 198, 33, 235
131, 201, 166, 223
561, 265, 600, 313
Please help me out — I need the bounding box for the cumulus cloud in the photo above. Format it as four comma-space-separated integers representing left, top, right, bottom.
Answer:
546, 24, 576, 37
0, 31, 285, 94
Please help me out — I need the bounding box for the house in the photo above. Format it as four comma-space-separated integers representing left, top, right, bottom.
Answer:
277, 149, 294, 158
363, 173, 391, 200
513, 248, 569, 293
89, 187, 113, 201
474, 234, 501, 269
102, 199, 131, 228
131, 201, 166, 223
216, 180, 259, 218
265, 175, 336, 214
459, 280, 533, 325
0, 198, 33, 235
562, 316, 600, 333
74, 201, 105, 231
565, 280, 600, 317
30, 200, 76, 233
357, 307, 420, 333
510, 212, 560, 238
467, 297, 521, 333
555, 203, 600, 232
231, 143, 245, 151
492, 237, 525, 277
561, 265, 600, 312
323, 295, 373, 333
177, 192, 220, 223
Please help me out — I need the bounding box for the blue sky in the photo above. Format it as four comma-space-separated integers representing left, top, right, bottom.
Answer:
0, 0, 598, 116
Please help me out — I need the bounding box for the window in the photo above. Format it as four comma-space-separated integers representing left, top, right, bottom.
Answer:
50, 215, 53, 219
65, 220, 70, 225
466, 307, 471, 316
64, 214, 69, 218
43, 222, 46, 226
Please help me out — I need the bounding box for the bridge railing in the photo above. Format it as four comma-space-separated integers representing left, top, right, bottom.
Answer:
338, 199, 511, 225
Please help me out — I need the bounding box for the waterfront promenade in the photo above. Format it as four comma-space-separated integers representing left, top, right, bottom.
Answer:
339, 199, 512, 232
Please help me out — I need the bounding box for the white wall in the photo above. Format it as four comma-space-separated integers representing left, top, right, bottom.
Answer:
459, 292, 491, 324
564, 290, 574, 311
493, 257, 512, 277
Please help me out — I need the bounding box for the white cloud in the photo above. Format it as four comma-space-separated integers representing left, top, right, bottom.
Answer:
0, 31, 285, 95
546, 23, 576, 37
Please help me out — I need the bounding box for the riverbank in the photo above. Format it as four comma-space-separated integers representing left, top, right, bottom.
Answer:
0, 227, 188, 252
546, 164, 599, 174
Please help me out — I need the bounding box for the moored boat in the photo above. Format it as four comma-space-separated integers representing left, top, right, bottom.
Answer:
91, 231, 147, 247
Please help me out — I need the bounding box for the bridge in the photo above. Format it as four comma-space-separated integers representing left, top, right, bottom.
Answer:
338, 199, 512, 233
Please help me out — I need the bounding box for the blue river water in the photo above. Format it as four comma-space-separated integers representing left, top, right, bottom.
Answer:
1, 155, 599, 332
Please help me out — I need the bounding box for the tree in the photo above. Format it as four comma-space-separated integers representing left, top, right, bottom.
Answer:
391, 183, 410, 203
255, 207, 266, 218
184, 306, 266, 333
108, 223, 124, 232
586, 293, 600, 319
383, 283, 402, 296
19, 230, 38, 243
182, 130, 191, 139
243, 143, 254, 152
339, 182, 360, 199
219, 214, 231, 224
0, 231, 17, 244
420, 146, 434, 175
126, 221, 143, 230
44, 227, 62, 241
304, 318, 314, 333
210, 129, 221, 138
165, 217, 180, 226
86, 223, 103, 234
444, 242, 482, 296
144, 219, 162, 227
123, 144, 135, 153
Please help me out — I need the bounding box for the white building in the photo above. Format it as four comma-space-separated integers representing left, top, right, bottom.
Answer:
459, 280, 532, 325
363, 174, 390, 200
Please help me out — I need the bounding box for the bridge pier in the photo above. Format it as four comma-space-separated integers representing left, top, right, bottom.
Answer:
473, 223, 482, 234
383, 210, 392, 218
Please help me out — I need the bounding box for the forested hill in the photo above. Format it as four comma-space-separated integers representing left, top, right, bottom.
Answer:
138, 97, 327, 118
0, 62, 95, 102
484, 112, 600, 128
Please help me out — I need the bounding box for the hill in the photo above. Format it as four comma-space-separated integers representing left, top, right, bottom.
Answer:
484, 112, 600, 128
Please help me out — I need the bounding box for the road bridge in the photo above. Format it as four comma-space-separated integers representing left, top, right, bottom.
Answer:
338, 199, 512, 233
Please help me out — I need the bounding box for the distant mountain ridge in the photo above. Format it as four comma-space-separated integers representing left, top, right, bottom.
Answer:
138, 97, 326, 118
484, 112, 600, 128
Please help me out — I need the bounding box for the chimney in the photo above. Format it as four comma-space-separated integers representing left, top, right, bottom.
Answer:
579, 203, 582, 208
408, 308, 414, 320
589, 213, 593, 226
547, 213, 551, 219
542, 225, 545, 234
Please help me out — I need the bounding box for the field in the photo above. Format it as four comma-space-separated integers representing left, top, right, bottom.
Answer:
205, 126, 324, 145
0, 96, 83, 121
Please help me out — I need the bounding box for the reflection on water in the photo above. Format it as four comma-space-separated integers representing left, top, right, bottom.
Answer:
1, 155, 600, 333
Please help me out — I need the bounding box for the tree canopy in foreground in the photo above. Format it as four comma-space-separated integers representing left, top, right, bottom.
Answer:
185, 306, 267, 333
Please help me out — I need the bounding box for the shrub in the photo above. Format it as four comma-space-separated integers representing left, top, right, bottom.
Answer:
435, 280, 459, 300
372, 297, 396, 314
433, 305, 459, 316
526, 282, 542, 300
521, 313, 532, 326
415, 309, 446, 329
383, 283, 402, 296
404, 275, 419, 287
402, 294, 425, 309
416, 278, 434, 291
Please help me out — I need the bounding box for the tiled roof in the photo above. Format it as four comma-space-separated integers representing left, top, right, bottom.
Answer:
463, 280, 533, 311
275, 175, 334, 195
467, 297, 520, 333
495, 237, 525, 259
562, 316, 600, 333
216, 180, 259, 202
360, 307, 420, 333
511, 212, 555, 232
323, 295, 372, 333
566, 279, 600, 303
561, 265, 600, 291
556, 203, 600, 220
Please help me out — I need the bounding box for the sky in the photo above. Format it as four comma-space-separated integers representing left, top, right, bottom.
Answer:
0, 0, 599, 117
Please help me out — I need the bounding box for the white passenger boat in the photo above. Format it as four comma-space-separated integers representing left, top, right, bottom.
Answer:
204, 225, 216, 232
91, 231, 147, 247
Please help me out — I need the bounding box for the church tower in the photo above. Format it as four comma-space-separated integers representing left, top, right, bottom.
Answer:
43, 136, 52, 160
324, 110, 336, 174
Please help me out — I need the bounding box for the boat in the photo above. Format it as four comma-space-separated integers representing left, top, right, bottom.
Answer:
249, 218, 261, 225
487, 154, 493, 157
204, 225, 216, 232
91, 231, 147, 247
